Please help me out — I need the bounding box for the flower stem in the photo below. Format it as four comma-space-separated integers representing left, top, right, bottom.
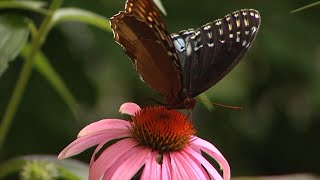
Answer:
0, 0, 64, 148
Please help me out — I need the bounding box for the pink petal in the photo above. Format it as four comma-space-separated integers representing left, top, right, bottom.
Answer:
175, 151, 209, 179
169, 153, 184, 180
89, 138, 111, 166
180, 150, 210, 180
78, 119, 131, 137
103, 146, 151, 180
141, 151, 161, 180
191, 137, 231, 180
170, 152, 199, 179
119, 102, 141, 115
150, 152, 161, 179
89, 138, 139, 180
189, 137, 202, 154
184, 146, 222, 180
58, 129, 130, 159
190, 136, 223, 155
161, 153, 171, 180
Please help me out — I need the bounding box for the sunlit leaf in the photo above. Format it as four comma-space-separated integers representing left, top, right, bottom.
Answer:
0, 14, 29, 77
21, 44, 79, 116
0, 1, 47, 15
291, 1, 320, 13
50, 8, 111, 31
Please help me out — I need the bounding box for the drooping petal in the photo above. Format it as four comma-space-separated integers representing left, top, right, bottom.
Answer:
88, 126, 132, 166
189, 137, 202, 154
161, 153, 171, 180
89, 138, 111, 166
180, 150, 210, 180
169, 153, 183, 180
140, 152, 152, 180
58, 129, 130, 159
89, 138, 139, 180
191, 137, 230, 180
170, 152, 199, 180
141, 151, 161, 180
78, 119, 131, 137
184, 146, 222, 180
103, 146, 151, 180
150, 152, 162, 179
119, 102, 141, 115
175, 151, 209, 179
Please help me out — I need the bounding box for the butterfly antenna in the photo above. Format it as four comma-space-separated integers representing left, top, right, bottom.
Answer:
201, 99, 243, 110
210, 102, 243, 110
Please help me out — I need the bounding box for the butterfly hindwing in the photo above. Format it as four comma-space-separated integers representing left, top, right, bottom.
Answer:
110, 0, 182, 102
172, 9, 261, 97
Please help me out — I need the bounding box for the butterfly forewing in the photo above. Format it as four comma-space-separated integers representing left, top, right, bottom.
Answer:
110, 0, 182, 102
123, 0, 179, 68
172, 9, 261, 97
125, 0, 165, 28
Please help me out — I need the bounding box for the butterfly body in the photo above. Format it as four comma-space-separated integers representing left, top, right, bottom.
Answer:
110, 0, 261, 109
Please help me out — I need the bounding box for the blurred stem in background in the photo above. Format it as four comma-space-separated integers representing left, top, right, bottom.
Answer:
0, 0, 64, 148
291, 1, 320, 13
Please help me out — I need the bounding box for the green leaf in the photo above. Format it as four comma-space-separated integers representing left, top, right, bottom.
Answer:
0, 1, 48, 15
0, 157, 24, 178
0, 155, 88, 180
50, 7, 111, 31
21, 44, 79, 116
0, 14, 29, 77
291, 1, 320, 13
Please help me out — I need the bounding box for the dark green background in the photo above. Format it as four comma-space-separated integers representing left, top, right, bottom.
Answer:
1, 0, 319, 177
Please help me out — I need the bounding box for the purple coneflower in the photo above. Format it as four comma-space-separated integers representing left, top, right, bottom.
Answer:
58, 102, 230, 180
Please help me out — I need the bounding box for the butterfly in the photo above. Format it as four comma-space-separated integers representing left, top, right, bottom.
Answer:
110, 0, 261, 109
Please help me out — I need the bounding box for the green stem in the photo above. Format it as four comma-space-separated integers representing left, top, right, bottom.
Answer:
291, 1, 320, 13
0, 0, 64, 148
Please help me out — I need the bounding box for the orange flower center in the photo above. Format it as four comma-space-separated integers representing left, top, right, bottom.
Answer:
130, 106, 196, 152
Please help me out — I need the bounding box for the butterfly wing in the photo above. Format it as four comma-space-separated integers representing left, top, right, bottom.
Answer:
171, 9, 261, 97
110, 0, 182, 102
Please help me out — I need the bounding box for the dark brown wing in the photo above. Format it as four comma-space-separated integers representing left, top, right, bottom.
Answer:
110, 0, 181, 103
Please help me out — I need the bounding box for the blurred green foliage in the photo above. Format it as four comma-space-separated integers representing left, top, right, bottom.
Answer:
0, 0, 319, 178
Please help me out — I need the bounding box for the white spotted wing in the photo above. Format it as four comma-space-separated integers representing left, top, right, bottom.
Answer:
171, 9, 261, 97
